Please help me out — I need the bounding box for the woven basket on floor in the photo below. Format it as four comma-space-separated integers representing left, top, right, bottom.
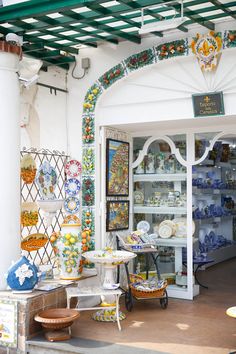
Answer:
130, 273, 167, 299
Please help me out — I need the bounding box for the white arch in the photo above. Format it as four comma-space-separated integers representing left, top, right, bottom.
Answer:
132, 135, 187, 168
193, 130, 236, 165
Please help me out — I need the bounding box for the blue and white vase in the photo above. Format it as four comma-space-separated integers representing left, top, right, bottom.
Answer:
7, 256, 38, 293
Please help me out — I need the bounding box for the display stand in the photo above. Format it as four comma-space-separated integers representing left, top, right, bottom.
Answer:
116, 236, 168, 311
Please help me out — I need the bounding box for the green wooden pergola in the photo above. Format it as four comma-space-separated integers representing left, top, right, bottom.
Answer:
0, 0, 235, 69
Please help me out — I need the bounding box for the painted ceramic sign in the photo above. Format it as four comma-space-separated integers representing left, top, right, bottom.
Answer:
21, 202, 38, 227
20, 154, 37, 184
36, 161, 57, 200
0, 300, 17, 348
191, 31, 222, 71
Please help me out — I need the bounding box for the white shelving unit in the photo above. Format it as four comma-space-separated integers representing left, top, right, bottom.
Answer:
134, 173, 186, 182
132, 137, 194, 299
193, 157, 236, 266
134, 206, 187, 214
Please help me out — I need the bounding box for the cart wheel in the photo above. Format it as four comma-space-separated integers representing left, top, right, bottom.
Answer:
160, 291, 168, 309
125, 291, 133, 312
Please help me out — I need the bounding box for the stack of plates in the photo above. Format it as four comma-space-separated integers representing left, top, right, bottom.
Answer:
158, 220, 176, 239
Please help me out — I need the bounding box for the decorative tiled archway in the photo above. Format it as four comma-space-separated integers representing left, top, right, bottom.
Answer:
81, 30, 236, 248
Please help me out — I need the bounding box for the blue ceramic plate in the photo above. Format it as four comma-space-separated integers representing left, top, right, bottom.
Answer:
64, 197, 80, 214
64, 178, 81, 196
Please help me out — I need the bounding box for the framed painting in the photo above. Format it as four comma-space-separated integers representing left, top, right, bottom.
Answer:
106, 138, 129, 196
106, 200, 129, 232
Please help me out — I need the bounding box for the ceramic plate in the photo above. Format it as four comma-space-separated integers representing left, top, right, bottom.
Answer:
133, 191, 144, 204
172, 218, 195, 238
158, 224, 172, 238
161, 220, 177, 235
65, 160, 82, 178
63, 215, 81, 224
64, 178, 81, 196
64, 197, 80, 214
36, 161, 57, 200
137, 220, 150, 233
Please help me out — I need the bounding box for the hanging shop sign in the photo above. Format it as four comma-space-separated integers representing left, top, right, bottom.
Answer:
192, 92, 225, 117
0, 300, 17, 348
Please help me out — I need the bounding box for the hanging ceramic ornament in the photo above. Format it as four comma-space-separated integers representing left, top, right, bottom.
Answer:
21, 202, 38, 227
7, 255, 39, 293
20, 154, 37, 184
36, 161, 58, 200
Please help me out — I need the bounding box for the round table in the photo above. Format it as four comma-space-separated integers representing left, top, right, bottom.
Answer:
226, 307, 236, 354
226, 307, 236, 318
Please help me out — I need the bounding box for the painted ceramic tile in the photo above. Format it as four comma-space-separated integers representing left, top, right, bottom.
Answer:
82, 208, 95, 238
82, 115, 95, 145
82, 147, 95, 175
156, 39, 188, 61
125, 49, 155, 72
83, 83, 102, 114
82, 176, 95, 207
224, 30, 236, 48
99, 63, 125, 89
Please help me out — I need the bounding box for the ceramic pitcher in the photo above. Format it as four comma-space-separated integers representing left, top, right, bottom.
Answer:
55, 223, 83, 280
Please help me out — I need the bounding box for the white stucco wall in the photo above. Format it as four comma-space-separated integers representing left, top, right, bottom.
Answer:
20, 20, 236, 158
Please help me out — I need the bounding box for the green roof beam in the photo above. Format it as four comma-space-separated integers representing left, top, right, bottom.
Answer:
0, 0, 112, 23
61, 10, 141, 43
208, 0, 236, 21
23, 43, 45, 52
35, 15, 118, 45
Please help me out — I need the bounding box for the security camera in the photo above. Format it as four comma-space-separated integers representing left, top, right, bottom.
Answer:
6, 33, 23, 46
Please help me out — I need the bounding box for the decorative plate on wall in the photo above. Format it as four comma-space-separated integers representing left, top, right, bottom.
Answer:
64, 197, 80, 214
64, 178, 81, 196
65, 160, 82, 178
36, 161, 57, 200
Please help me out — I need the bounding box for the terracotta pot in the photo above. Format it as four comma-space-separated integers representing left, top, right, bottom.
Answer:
34, 308, 80, 330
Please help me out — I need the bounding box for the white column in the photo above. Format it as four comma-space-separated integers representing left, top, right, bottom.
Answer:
0, 49, 21, 289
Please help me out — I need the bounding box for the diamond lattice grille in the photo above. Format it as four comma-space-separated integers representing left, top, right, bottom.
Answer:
21, 147, 69, 266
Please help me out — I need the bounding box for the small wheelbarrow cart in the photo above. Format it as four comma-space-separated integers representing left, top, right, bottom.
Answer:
124, 273, 168, 312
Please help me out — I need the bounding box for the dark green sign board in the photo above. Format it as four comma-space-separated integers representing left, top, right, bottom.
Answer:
192, 92, 225, 117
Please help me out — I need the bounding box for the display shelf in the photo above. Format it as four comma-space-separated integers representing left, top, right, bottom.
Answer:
198, 160, 232, 168
204, 244, 236, 268
155, 237, 198, 248
134, 206, 187, 214
194, 215, 234, 224
134, 173, 186, 182
193, 187, 236, 195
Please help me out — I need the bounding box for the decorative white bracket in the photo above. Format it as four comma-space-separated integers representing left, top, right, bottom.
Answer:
132, 135, 187, 169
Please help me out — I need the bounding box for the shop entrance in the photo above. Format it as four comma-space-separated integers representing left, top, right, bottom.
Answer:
99, 121, 236, 300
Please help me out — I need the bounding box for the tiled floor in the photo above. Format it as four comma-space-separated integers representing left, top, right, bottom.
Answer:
71, 258, 236, 354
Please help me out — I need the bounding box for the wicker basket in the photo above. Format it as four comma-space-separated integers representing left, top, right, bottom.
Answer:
130, 273, 167, 299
